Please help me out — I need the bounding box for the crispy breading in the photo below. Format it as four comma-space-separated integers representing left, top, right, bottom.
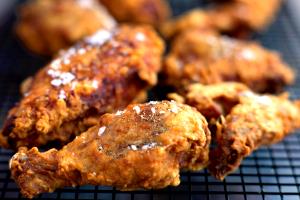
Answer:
10, 101, 211, 198
160, 0, 282, 39
100, 0, 171, 28
163, 30, 294, 93
160, 9, 213, 39
169, 82, 249, 120
15, 0, 116, 55
0, 25, 164, 149
210, 0, 283, 37
171, 82, 300, 180
210, 92, 300, 180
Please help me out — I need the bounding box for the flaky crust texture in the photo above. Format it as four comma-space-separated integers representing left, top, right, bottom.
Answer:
164, 30, 294, 93
15, 0, 116, 55
0, 25, 164, 149
100, 0, 171, 28
210, 92, 300, 180
10, 101, 211, 198
173, 82, 300, 180
160, 0, 282, 39
180, 82, 249, 120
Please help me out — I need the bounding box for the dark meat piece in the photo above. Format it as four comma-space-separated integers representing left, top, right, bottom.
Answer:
160, 0, 282, 39
10, 101, 211, 198
171, 82, 300, 180
0, 25, 164, 148
163, 30, 294, 93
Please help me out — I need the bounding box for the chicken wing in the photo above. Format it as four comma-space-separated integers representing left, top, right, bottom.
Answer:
16, 0, 116, 55
163, 30, 294, 93
161, 0, 282, 39
99, 0, 171, 28
171, 82, 300, 180
0, 25, 164, 149
10, 101, 211, 198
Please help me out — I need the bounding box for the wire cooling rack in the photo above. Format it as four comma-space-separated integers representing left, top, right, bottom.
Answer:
1, 0, 300, 199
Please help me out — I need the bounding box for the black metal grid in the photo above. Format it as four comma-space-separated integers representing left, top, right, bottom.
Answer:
0, 0, 300, 199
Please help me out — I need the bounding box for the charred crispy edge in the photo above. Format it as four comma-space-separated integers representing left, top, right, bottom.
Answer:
209, 99, 300, 180
208, 117, 249, 180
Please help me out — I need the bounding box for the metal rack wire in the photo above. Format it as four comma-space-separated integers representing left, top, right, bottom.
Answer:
0, 0, 300, 199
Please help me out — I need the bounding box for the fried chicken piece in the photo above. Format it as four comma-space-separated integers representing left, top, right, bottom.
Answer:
10, 101, 211, 198
99, 0, 171, 28
210, 0, 283, 37
210, 93, 300, 180
171, 82, 300, 180
169, 82, 249, 120
161, 0, 282, 39
163, 30, 294, 93
0, 25, 164, 149
16, 0, 116, 55
160, 9, 213, 39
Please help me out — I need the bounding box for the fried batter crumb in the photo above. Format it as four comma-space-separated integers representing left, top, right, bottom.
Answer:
10, 101, 211, 198
0, 25, 164, 149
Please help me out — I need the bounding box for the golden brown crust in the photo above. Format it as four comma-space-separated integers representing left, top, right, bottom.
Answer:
163, 30, 294, 93
176, 82, 249, 120
0, 25, 164, 149
160, 9, 213, 39
160, 0, 282, 39
15, 0, 116, 55
213, 0, 282, 31
172, 82, 300, 180
100, 0, 171, 28
10, 101, 211, 198
210, 92, 300, 180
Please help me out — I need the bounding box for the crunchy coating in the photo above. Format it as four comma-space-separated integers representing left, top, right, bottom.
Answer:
10, 101, 211, 198
16, 0, 116, 55
0, 25, 164, 149
172, 82, 300, 180
211, 93, 300, 180
161, 0, 282, 39
100, 0, 171, 28
163, 30, 294, 93
169, 83, 249, 120
160, 9, 213, 39
209, 0, 283, 37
